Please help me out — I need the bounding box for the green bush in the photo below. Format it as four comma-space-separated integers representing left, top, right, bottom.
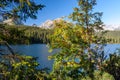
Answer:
0, 53, 49, 80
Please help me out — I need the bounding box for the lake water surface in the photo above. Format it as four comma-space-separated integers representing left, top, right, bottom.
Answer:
1, 44, 120, 69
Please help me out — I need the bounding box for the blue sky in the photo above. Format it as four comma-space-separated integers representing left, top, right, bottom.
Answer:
25, 0, 120, 26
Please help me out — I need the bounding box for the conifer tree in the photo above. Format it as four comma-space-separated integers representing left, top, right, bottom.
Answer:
70, 0, 103, 30
0, 0, 44, 22
48, 0, 112, 79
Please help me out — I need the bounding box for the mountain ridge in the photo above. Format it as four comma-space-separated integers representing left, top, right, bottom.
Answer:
39, 18, 63, 29
39, 18, 120, 31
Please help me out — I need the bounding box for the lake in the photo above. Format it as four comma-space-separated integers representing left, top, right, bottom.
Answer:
1, 44, 120, 69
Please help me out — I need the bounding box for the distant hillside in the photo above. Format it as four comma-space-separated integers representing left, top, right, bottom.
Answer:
102, 30, 120, 43
0, 24, 52, 44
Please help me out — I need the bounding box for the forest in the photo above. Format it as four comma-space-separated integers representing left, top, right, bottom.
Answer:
0, 24, 52, 44
0, 0, 120, 80
1, 24, 120, 44
104, 31, 120, 43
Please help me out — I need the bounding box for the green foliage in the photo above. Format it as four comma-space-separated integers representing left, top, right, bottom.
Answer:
81, 70, 114, 80
69, 0, 103, 30
0, 0, 44, 21
48, 21, 113, 79
48, 21, 97, 79
0, 53, 49, 80
103, 50, 120, 80
48, 0, 114, 79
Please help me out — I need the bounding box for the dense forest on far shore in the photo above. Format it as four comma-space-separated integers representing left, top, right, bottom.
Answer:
102, 31, 120, 43
0, 24, 52, 44
0, 24, 120, 44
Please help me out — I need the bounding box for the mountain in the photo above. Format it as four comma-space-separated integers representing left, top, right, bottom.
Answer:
39, 18, 120, 31
2, 18, 23, 25
114, 25, 120, 31
103, 24, 120, 31
39, 20, 53, 29
39, 18, 63, 29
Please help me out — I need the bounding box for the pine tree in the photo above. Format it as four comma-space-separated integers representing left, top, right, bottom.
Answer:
0, 0, 44, 22
48, 0, 112, 79
69, 0, 103, 31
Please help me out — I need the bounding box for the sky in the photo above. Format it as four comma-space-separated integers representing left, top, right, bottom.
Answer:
25, 0, 120, 26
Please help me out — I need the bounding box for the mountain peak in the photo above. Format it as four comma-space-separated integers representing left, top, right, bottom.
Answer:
39, 18, 63, 29
103, 24, 120, 31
